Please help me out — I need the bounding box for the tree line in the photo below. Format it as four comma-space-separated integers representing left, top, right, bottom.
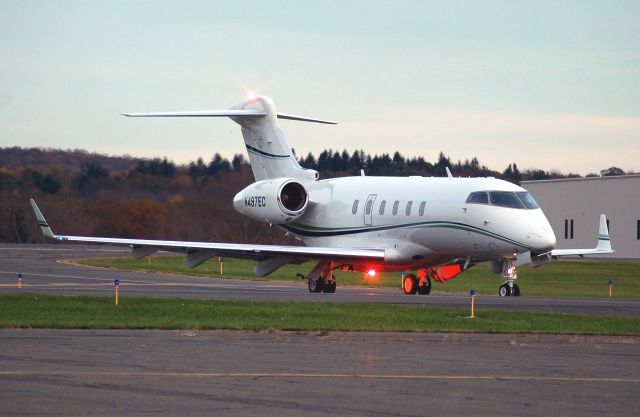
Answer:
0, 146, 634, 244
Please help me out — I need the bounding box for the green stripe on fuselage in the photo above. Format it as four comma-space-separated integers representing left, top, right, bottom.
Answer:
283, 221, 533, 250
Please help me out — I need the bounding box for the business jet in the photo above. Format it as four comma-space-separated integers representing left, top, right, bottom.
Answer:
30, 95, 614, 296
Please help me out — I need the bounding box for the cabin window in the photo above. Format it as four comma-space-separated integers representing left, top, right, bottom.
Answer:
637, 220, 640, 240
365, 199, 373, 215
419, 201, 426, 216
392, 201, 399, 215
352, 200, 359, 214
466, 192, 488, 204
379, 200, 386, 215
405, 201, 413, 216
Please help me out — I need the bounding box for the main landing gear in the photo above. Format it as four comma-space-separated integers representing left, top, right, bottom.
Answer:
303, 261, 337, 293
498, 258, 520, 297
307, 274, 336, 293
402, 270, 432, 295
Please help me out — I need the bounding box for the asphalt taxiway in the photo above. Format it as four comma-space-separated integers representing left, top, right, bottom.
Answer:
0, 244, 639, 316
1, 244, 639, 416
1, 329, 638, 417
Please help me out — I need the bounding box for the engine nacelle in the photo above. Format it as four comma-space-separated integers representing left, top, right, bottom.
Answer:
233, 178, 309, 224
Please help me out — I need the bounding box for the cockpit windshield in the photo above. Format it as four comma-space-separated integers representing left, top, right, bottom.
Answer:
516, 192, 539, 209
490, 191, 524, 208
466, 191, 539, 209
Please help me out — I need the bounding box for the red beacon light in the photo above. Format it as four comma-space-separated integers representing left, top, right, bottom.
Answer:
366, 269, 377, 278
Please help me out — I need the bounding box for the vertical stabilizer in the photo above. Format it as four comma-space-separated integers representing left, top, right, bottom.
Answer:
229, 96, 318, 182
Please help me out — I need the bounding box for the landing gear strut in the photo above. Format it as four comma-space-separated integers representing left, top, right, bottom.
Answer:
498, 259, 520, 297
417, 269, 432, 295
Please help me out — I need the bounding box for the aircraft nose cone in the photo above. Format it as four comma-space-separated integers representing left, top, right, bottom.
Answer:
525, 214, 556, 252
541, 230, 556, 250
534, 217, 556, 251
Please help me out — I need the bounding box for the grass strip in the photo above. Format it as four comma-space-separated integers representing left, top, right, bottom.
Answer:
76, 256, 640, 298
1, 294, 638, 335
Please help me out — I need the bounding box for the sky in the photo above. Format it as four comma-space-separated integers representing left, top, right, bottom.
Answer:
1, 0, 639, 175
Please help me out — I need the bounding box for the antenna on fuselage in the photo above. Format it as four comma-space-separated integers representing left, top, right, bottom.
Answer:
445, 167, 453, 178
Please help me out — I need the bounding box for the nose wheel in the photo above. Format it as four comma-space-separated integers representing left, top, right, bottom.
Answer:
499, 283, 520, 297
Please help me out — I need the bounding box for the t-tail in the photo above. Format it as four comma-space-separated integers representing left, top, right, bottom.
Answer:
122, 96, 336, 182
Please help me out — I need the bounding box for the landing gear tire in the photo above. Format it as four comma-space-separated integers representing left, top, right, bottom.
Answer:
323, 275, 336, 293
308, 278, 324, 293
403, 274, 418, 295
512, 284, 520, 297
498, 284, 512, 297
417, 276, 432, 295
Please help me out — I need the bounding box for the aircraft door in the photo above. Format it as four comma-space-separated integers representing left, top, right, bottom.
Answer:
364, 194, 377, 226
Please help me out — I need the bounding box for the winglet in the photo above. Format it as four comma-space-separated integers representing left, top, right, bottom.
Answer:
596, 213, 612, 252
550, 213, 614, 257
29, 199, 56, 239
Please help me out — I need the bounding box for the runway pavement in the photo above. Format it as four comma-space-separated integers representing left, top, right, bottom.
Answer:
1, 329, 638, 416
0, 244, 639, 316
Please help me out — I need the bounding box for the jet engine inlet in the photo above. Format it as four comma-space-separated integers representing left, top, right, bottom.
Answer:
279, 181, 308, 214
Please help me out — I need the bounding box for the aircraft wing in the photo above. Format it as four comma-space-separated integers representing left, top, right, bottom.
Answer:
550, 214, 614, 257
30, 199, 384, 273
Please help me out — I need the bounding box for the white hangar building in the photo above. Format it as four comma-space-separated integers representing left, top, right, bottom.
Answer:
521, 175, 640, 260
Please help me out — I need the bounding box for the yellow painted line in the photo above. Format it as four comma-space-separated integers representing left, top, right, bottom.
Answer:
0, 371, 638, 383
0, 279, 275, 289
0, 283, 114, 288
0, 283, 211, 288
0, 271, 154, 284
0, 248, 127, 252
0, 271, 257, 288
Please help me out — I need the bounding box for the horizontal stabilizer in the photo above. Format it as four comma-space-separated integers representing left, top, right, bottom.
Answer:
122, 110, 337, 124
276, 113, 337, 125
121, 110, 266, 118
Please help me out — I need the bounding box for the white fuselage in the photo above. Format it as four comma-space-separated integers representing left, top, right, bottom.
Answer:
283, 176, 556, 271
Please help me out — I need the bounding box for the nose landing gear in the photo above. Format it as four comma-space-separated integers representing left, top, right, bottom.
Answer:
498, 258, 520, 297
